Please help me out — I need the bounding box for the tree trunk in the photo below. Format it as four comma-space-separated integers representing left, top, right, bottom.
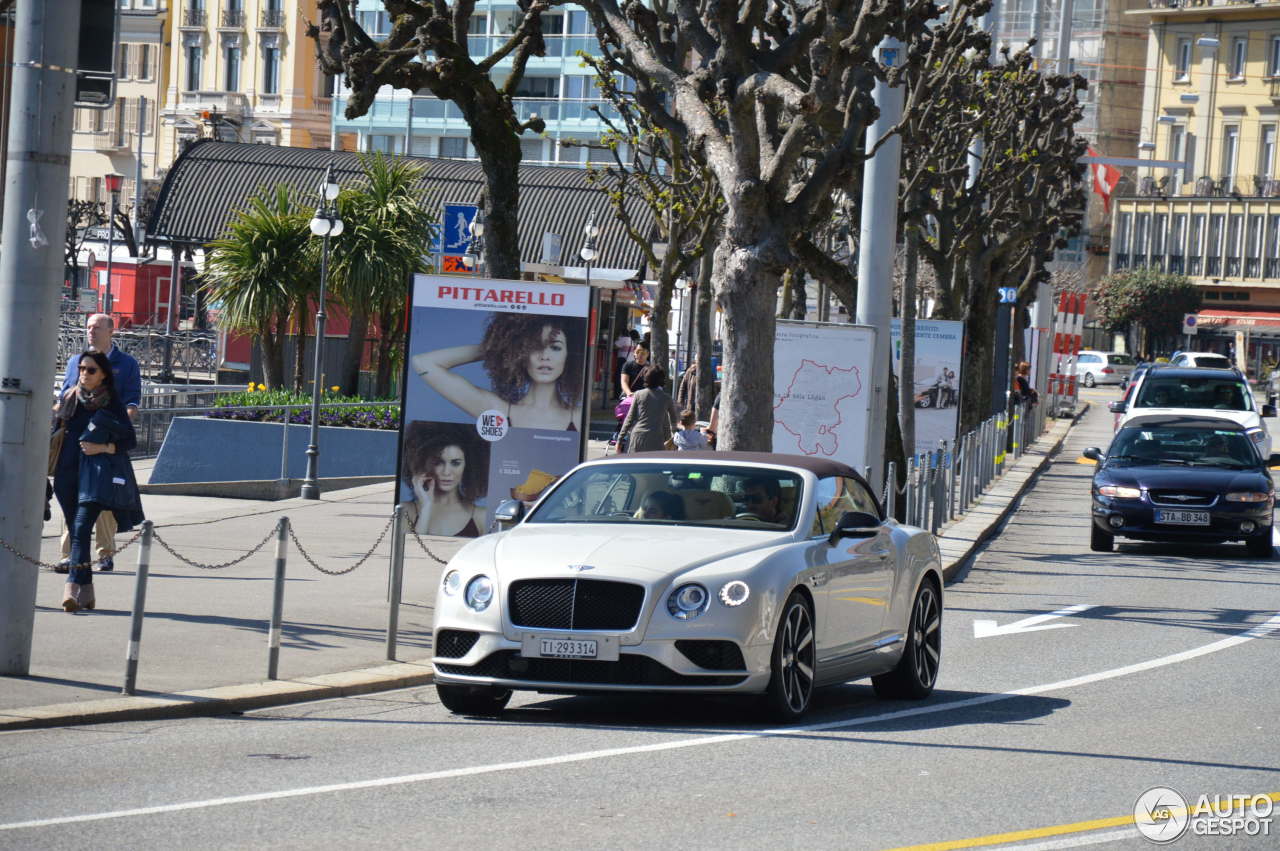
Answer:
695, 250, 716, 420
469, 104, 522, 281
885, 372, 907, 517
650, 279, 673, 376
960, 292, 996, 434
293, 303, 309, 394
341, 307, 370, 397
373, 306, 400, 399
261, 322, 285, 390
714, 241, 782, 451
900, 213, 920, 460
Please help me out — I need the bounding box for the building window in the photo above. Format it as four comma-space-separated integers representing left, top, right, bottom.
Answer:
1168, 125, 1185, 187
262, 45, 280, 94
1262, 125, 1278, 182
1176, 38, 1192, 81
1207, 214, 1225, 276
520, 138, 544, 163
1268, 216, 1280, 276
137, 44, 151, 80
1189, 214, 1206, 276
356, 10, 389, 37
185, 44, 202, 91
224, 44, 241, 92
1247, 214, 1264, 277
1230, 38, 1247, 80
1134, 213, 1150, 266
1170, 213, 1187, 274
1226, 214, 1243, 276
117, 43, 129, 79
1152, 213, 1168, 271
1221, 124, 1239, 185
439, 137, 468, 158
366, 134, 401, 154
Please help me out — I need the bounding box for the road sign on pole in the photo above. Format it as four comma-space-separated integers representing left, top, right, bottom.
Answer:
1183, 313, 1199, 335
441, 203, 478, 255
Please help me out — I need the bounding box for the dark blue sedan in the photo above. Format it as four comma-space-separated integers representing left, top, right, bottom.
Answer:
1085, 415, 1275, 558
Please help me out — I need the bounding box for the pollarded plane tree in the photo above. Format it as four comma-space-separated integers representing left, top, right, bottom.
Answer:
578, 0, 940, 450
574, 55, 724, 372
308, 0, 554, 280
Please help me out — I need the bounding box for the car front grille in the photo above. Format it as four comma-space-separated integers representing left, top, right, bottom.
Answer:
1149, 490, 1216, 507
675, 640, 747, 671
435, 629, 480, 658
436, 650, 747, 687
508, 578, 646, 631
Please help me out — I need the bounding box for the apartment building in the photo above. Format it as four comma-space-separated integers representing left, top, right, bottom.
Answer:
1114, 0, 1280, 363
332, 1, 619, 166
159, 0, 333, 167
70, 0, 169, 216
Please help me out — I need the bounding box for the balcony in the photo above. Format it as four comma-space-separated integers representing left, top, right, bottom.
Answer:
178, 91, 249, 121
92, 131, 132, 152
219, 8, 245, 29
259, 8, 284, 29
179, 7, 206, 29
1121, 174, 1280, 200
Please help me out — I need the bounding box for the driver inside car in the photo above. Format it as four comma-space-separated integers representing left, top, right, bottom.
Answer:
741, 477, 784, 524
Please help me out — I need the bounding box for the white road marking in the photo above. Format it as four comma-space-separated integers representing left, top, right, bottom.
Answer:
973, 604, 1095, 638
996, 826, 1139, 849
3, 612, 1278, 833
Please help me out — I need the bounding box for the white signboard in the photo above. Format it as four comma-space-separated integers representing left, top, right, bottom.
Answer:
773, 321, 876, 474
891, 319, 964, 456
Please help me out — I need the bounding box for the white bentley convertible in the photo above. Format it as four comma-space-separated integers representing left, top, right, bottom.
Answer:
431, 452, 944, 720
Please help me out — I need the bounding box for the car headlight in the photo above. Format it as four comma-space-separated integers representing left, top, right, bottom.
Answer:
464, 575, 494, 611
667, 583, 710, 619
1097, 485, 1142, 499
1226, 491, 1273, 502
442, 570, 462, 596
1248, 429, 1267, 446
719, 580, 751, 607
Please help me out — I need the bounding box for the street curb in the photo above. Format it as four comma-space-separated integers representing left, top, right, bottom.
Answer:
5, 407, 1086, 730
0, 658, 436, 731
937, 403, 1089, 583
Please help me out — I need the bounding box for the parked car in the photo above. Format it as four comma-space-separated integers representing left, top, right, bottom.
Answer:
430, 452, 944, 720
1109, 366, 1276, 458
1170, 351, 1235, 370
1075, 350, 1136, 387
915, 382, 957, 409
1085, 415, 1274, 557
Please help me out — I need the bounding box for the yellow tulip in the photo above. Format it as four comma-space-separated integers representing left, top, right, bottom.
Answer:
331, 385, 340, 392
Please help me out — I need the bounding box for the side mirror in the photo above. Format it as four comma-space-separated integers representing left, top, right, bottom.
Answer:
827, 510, 881, 545
493, 499, 525, 529
1263, 404, 1277, 418
1269, 454, 1280, 467
1108, 401, 1127, 413
1082, 447, 1103, 461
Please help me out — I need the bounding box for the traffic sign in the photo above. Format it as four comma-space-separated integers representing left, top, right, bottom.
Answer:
1183, 313, 1199, 335
998, 287, 1018, 304
441, 203, 478, 254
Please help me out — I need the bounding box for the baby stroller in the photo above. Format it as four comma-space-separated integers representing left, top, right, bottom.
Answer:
606, 395, 634, 456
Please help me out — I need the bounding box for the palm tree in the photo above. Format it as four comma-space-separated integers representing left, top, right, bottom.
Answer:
328, 153, 435, 397
201, 185, 316, 389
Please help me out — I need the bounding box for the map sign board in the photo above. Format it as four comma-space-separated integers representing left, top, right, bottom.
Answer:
772, 321, 876, 474
890, 319, 964, 456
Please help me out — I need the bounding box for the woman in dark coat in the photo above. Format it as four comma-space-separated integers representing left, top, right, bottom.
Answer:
52, 350, 142, 612
619, 366, 680, 453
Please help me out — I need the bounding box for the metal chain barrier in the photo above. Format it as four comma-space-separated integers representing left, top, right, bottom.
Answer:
150, 524, 280, 570
288, 514, 395, 576
0, 528, 144, 572
409, 527, 451, 565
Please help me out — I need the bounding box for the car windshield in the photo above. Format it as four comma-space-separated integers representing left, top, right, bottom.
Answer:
1108, 426, 1262, 469
526, 463, 804, 531
1134, 376, 1252, 411
1108, 354, 1135, 366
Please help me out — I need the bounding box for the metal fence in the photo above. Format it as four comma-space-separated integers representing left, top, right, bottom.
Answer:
57, 324, 219, 381
885, 400, 1050, 533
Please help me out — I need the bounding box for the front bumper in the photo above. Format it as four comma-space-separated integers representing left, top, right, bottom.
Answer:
1092, 497, 1273, 543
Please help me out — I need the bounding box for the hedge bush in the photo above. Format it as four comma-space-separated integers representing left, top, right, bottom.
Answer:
206, 386, 400, 430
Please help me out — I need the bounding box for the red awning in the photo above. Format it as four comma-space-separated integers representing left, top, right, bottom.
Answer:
1196, 308, 1280, 328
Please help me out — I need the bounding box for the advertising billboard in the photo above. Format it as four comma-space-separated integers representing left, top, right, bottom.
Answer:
890, 319, 965, 456
399, 275, 591, 537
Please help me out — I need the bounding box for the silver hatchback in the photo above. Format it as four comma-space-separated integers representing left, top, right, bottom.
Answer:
1075, 350, 1136, 387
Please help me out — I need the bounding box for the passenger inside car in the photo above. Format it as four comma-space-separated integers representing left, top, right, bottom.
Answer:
638, 491, 685, 520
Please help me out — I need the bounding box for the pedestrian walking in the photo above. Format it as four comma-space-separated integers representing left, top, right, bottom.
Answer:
56, 313, 141, 573
676, 360, 698, 411
672, 409, 709, 451
619, 344, 650, 397
613, 328, 637, 396
51, 350, 145, 612
1013, 361, 1038, 407
619, 366, 680, 453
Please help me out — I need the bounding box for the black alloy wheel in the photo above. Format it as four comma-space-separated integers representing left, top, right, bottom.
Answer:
763, 592, 817, 721
436, 683, 513, 716
1083, 373, 1096, 388
873, 580, 942, 700
1090, 524, 1115, 553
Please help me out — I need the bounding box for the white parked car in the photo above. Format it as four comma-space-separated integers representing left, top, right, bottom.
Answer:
1074, 350, 1136, 387
1110, 366, 1276, 460
1169, 351, 1235, 370
431, 452, 944, 720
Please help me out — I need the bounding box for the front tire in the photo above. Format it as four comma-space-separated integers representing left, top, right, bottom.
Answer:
1083, 372, 1096, 388
436, 683, 512, 716
1090, 524, 1114, 552
762, 591, 816, 721
1246, 532, 1274, 559
873, 580, 941, 700
918, 393, 933, 409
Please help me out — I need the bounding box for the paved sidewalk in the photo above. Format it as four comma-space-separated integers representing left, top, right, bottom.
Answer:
0, 419, 1083, 731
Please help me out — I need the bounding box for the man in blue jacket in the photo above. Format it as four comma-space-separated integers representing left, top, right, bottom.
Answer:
57, 313, 141, 572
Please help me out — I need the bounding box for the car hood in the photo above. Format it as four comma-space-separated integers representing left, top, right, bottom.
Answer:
485, 523, 789, 583
1127, 408, 1262, 430
1098, 464, 1270, 491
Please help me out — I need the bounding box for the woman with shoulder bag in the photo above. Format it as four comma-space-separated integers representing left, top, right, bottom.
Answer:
50, 350, 144, 612
618, 366, 680, 453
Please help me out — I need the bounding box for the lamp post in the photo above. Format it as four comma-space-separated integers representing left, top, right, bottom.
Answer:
580, 212, 598, 287
299, 164, 344, 500
675, 276, 695, 394
103, 172, 124, 317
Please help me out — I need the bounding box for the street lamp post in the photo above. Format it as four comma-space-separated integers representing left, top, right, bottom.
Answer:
299, 164, 344, 500
580, 212, 598, 288
103, 172, 124, 317
675, 276, 696, 396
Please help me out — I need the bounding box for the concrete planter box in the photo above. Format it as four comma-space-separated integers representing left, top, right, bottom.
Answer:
149, 417, 398, 487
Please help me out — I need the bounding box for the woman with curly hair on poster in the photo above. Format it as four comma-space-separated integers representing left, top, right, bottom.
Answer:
411, 314, 585, 431
402, 422, 490, 537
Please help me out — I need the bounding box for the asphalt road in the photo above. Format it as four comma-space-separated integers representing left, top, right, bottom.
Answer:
3, 389, 1278, 850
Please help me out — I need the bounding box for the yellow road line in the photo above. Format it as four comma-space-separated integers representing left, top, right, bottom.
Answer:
883, 792, 1280, 851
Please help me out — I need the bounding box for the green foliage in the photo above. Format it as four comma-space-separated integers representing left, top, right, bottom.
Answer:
1092, 267, 1202, 339
208, 386, 399, 429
